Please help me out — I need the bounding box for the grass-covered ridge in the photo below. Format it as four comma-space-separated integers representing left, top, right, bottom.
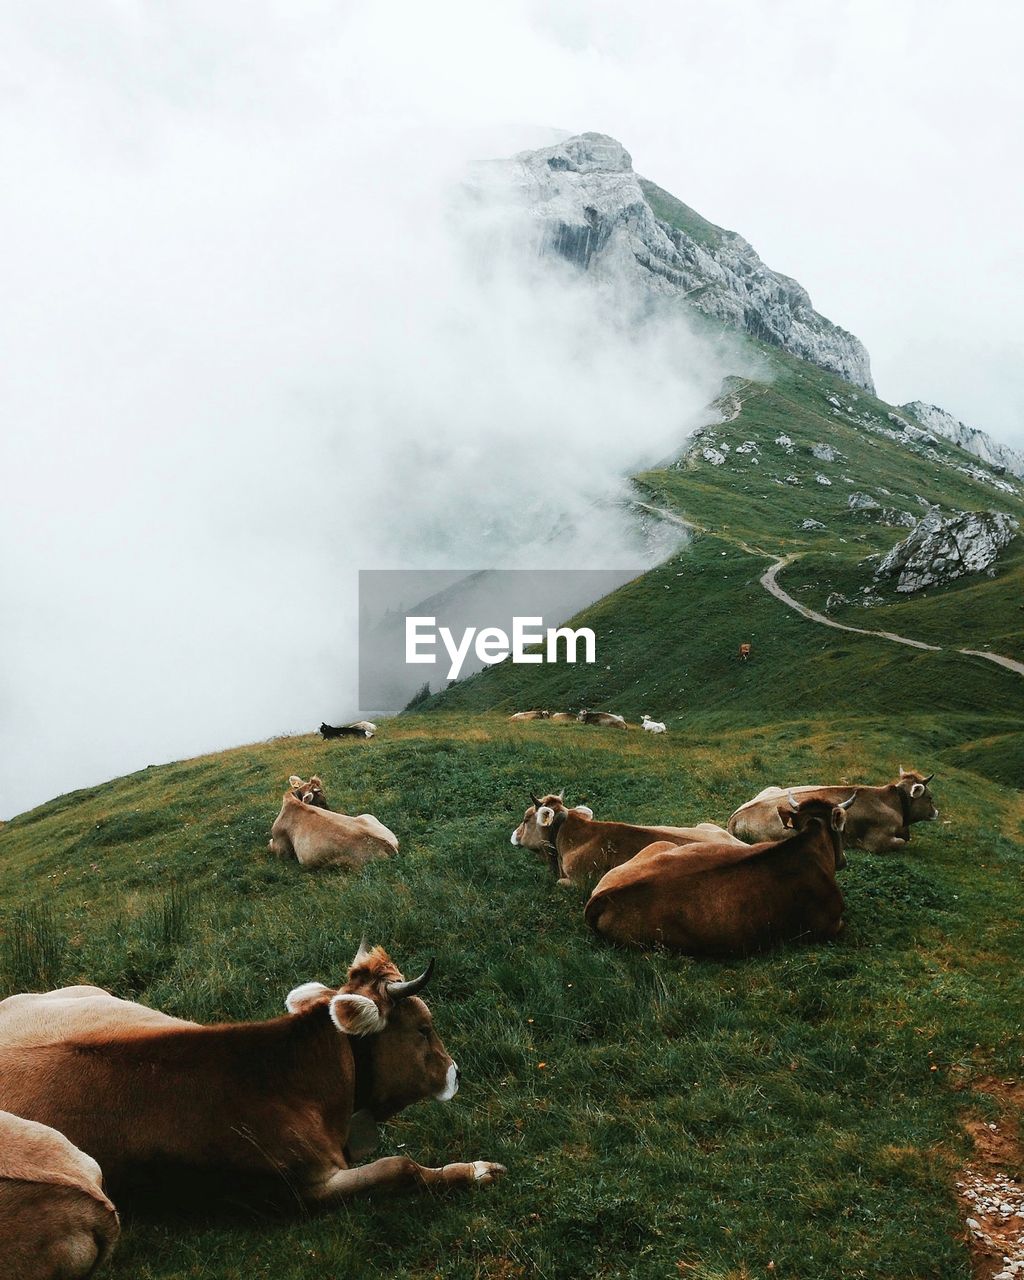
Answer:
3, 265, 1023, 1276
0, 716, 1021, 1279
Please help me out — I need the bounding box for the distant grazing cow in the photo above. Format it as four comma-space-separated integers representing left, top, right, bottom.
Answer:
578, 710, 627, 729
0, 948, 504, 1211
289, 773, 329, 809
739, 643, 752, 660
641, 714, 666, 734
549, 712, 577, 724
270, 783, 398, 869
585, 792, 855, 955
508, 710, 550, 721
320, 721, 376, 739
0, 1109, 120, 1278
728, 767, 938, 852
511, 792, 743, 886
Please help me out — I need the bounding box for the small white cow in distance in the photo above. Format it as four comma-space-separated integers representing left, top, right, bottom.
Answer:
0, 1109, 120, 1279
641, 715, 667, 734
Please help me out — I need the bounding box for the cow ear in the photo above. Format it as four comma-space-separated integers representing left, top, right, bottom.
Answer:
776, 804, 795, 829
830, 808, 848, 832
571, 805, 594, 820
910, 782, 925, 798
310, 775, 323, 786
329, 992, 386, 1036
535, 805, 556, 827
288, 775, 302, 787
285, 981, 333, 1015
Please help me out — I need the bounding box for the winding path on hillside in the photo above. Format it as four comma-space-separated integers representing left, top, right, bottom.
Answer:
633, 500, 1024, 678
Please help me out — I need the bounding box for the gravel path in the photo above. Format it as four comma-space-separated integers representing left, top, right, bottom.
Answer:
632, 502, 1023, 678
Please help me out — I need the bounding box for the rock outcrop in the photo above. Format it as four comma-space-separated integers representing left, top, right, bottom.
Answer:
901, 402, 1024, 480
875, 510, 1019, 593
475, 132, 875, 391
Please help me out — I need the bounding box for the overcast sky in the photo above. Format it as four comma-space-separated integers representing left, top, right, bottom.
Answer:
1, 0, 1021, 816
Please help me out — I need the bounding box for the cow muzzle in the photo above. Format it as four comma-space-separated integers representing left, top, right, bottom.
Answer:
510, 828, 521, 847
436, 1060, 460, 1102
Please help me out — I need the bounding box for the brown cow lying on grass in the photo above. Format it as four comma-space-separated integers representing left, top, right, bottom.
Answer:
0, 1109, 120, 1278
270, 776, 398, 869
511, 792, 742, 886
0, 947, 504, 1212
585, 792, 855, 955
728, 767, 938, 852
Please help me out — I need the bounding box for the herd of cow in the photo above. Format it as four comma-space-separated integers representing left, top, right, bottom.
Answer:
0, 749, 939, 1277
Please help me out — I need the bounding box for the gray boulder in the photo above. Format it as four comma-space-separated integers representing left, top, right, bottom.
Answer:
848, 491, 881, 511
875, 510, 1019, 593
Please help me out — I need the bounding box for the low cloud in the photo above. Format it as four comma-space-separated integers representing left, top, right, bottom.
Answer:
0, 6, 736, 816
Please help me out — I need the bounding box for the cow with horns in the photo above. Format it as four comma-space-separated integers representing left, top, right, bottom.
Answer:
0, 945, 505, 1212
585, 791, 856, 955
728, 768, 938, 852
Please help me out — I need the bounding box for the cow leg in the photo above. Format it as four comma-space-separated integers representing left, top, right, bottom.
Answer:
268, 832, 295, 859
309, 1156, 505, 1205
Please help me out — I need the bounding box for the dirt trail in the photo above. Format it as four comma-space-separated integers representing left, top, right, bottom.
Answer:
761, 555, 942, 651
633, 501, 1023, 678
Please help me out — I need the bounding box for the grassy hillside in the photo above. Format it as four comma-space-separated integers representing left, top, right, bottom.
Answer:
0, 716, 1021, 1279
2, 274, 1022, 1276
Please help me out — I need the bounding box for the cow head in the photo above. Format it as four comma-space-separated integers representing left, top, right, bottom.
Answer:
777, 792, 856, 869
510, 792, 593, 853
285, 943, 458, 1119
897, 768, 939, 821
288, 774, 329, 808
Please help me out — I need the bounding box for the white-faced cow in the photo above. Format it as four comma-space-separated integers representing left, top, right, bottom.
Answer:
585, 792, 855, 955
511, 792, 743, 886
507, 710, 550, 722
0, 1109, 120, 1279
270, 780, 398, 869
0, 948, 504, 1213
578, 710, 627, 729
728, 767, 938, 852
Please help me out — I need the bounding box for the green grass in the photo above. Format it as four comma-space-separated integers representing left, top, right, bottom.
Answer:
2, 324, 1022, 1275
0, 714, 1022, 1279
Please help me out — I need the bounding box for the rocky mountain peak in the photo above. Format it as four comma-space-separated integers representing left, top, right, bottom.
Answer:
481, 132, 875, 391
534, 132, 633, 174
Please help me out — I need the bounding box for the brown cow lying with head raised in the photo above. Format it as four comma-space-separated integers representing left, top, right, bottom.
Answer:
585, 792, 855, 955
0, 948, 504, 1212
0, 1109, 120, 1278
728, 767, 938, 852
270, 777, 398, 869
511, 792, 742, 886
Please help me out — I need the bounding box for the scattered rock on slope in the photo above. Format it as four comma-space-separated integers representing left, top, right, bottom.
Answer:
875, 510, 1019, 593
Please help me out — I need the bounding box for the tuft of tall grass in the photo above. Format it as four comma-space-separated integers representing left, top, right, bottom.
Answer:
0, 903, 68, 992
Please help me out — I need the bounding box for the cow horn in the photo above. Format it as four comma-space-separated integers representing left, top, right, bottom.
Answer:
386, 958, 435, 1000
923, 773, 934, 785
787, 790, 800, 812
530, 792, 542, 808
839, 792, 857, 810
